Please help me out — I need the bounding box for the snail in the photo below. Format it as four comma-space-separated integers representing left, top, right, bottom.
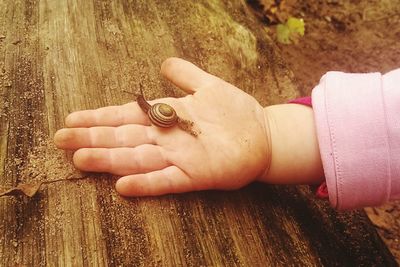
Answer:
135, 88, 199, 137
136, 93, 178, 128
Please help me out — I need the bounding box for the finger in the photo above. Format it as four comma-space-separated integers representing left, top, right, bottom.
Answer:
72, 145, 169, 176
65, 102, 150, 128
115, 166, 195, 196
160, 57, 219, 93
54, 125, 157, 150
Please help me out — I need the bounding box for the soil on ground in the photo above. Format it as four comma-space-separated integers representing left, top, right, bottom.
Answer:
251, 0, 400, 262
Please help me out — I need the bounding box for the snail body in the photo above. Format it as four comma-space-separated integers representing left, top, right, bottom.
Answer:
137, 94, 178, 128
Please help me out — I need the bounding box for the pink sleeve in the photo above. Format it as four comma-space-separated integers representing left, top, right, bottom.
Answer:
312, 69, 400, 210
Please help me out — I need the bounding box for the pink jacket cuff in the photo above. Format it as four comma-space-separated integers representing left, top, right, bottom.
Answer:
312, 69, 400, 210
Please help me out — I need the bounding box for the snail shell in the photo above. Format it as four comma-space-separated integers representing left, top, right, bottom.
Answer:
136, 92, 178, 128
148, 103, 178, 128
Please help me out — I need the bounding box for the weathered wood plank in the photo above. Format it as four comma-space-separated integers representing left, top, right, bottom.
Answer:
0, 0, 396, 266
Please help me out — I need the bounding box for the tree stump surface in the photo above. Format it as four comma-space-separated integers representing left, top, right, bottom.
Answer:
0, 0, 396, 266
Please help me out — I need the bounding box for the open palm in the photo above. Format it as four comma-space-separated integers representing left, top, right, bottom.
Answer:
54, 58, 271, 196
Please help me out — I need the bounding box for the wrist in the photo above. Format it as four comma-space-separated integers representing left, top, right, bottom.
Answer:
259, 104, 324, 185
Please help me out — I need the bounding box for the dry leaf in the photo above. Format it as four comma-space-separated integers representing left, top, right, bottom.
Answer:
0, 177, 88, 198
0, 182, 43, 197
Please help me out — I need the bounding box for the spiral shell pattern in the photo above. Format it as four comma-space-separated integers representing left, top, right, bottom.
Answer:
148, 103, 178, 128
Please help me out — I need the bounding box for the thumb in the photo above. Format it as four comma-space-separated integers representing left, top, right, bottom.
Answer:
160, 57, 219, 94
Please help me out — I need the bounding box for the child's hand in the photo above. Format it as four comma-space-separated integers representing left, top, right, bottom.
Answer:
54, 58, 271, 196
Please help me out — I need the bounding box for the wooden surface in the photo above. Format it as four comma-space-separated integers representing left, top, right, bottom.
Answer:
0, 0, 396, 266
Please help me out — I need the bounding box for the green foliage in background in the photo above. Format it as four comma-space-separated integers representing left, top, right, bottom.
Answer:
277, 17, 305, 44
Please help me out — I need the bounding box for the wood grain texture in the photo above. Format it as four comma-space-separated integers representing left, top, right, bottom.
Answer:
0, 0, 396, 266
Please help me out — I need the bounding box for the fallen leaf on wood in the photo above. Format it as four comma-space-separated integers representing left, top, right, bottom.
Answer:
0, 182, 43, 197
0, 176, 88, 198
